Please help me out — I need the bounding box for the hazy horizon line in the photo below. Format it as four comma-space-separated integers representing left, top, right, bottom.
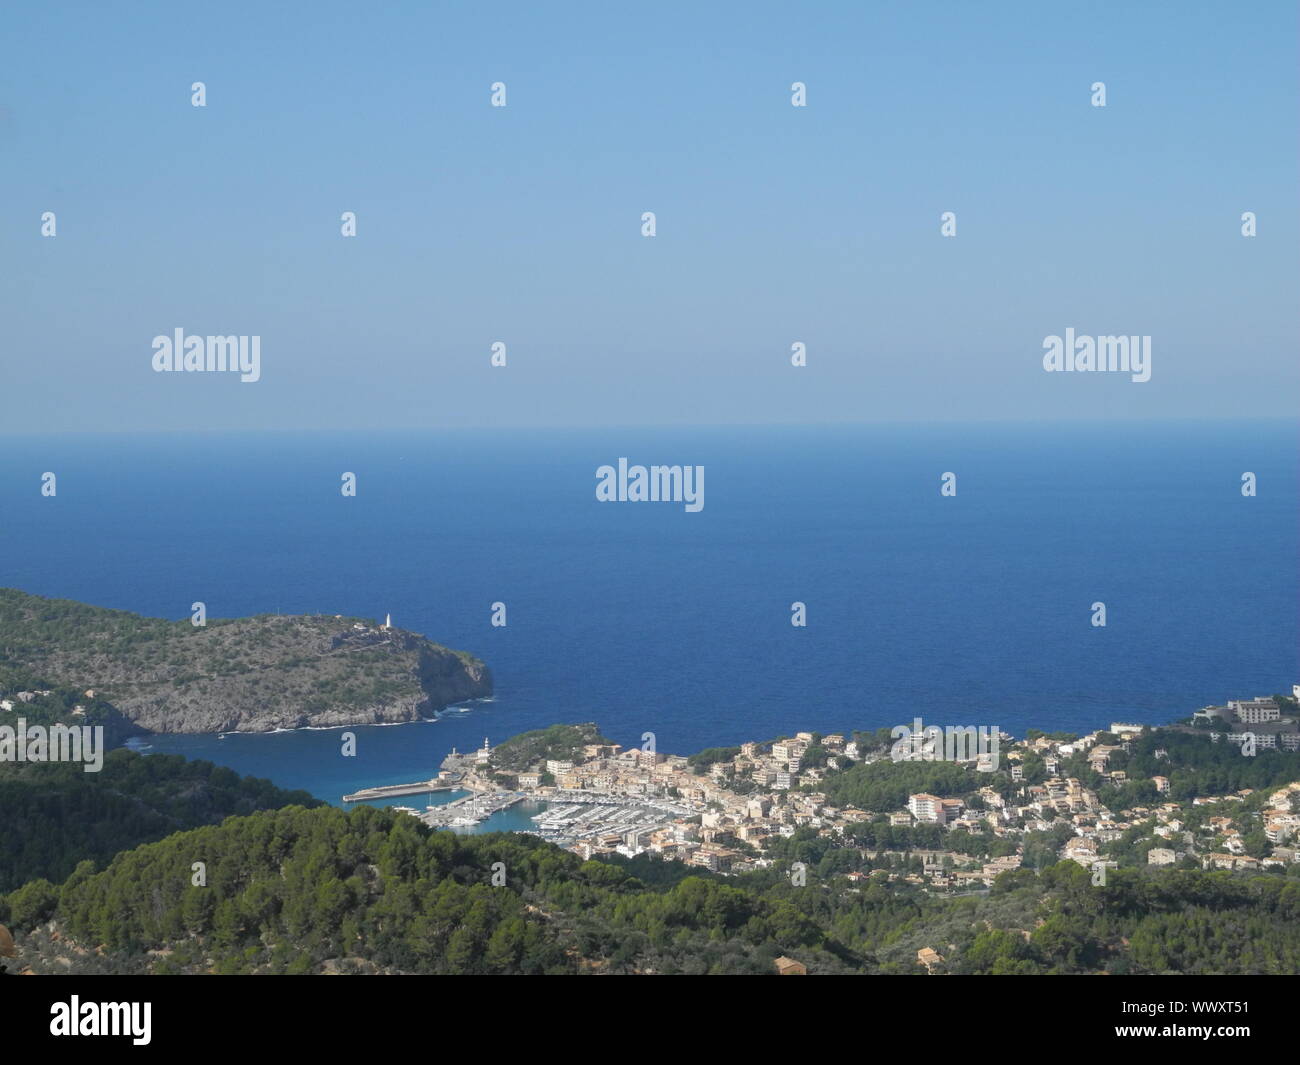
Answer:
2, 415, 1297, 439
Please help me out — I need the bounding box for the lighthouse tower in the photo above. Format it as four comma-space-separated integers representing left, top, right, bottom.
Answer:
382, 613, 392, 630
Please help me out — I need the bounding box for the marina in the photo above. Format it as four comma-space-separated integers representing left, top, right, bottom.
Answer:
419, 791, 531, 830
529, 793, 691, 846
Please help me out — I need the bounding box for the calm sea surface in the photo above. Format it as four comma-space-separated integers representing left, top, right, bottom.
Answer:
2, 422, 1295, 807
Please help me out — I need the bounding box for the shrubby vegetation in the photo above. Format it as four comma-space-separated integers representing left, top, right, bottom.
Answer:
0, 677, 139, 743
819, 758, 974, 811
491, 723, 612, 772
686, 746, 741, 769
0, 588, 490, 732
1058, 729, 1300, 807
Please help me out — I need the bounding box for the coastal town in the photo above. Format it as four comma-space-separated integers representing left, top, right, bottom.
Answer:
377, 688, 1300, 891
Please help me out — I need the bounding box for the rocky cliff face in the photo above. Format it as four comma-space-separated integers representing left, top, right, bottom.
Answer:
0, 590, 492, 734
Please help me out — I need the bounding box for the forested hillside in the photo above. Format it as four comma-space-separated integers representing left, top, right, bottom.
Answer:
6, 802, 1300, 975
0, 749, 320, 892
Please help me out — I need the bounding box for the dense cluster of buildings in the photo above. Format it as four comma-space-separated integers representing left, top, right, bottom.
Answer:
453, 694, 1300, 888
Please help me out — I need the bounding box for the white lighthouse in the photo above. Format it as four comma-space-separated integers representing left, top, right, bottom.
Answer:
382, 613, 392, 630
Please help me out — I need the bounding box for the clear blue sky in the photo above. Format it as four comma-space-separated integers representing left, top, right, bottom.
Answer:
1, 0, 1295, 431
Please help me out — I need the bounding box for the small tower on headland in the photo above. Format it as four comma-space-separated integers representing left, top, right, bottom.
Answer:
382, 613, 392, 630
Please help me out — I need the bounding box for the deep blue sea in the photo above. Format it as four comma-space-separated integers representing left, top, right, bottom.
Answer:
1, 422, 1295, 807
